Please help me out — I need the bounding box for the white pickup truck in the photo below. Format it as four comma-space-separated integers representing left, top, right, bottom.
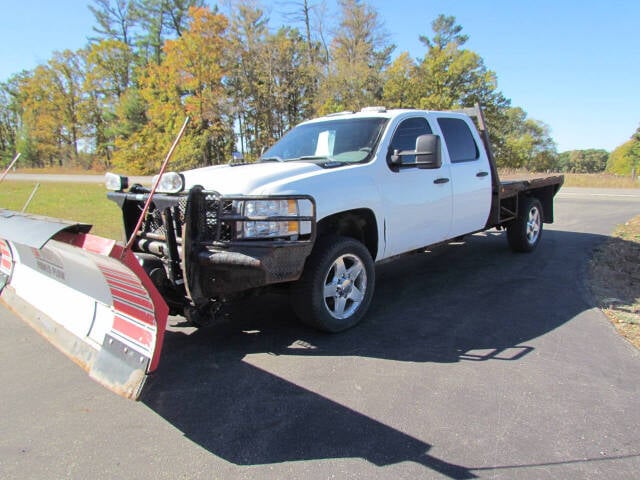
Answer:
0, 105, 564, 398
107, 105, 564, 332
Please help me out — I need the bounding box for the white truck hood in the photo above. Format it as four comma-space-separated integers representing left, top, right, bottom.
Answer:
181, 162, 323, 195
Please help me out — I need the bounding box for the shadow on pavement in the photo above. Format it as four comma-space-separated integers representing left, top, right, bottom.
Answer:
141, 228, 613, 478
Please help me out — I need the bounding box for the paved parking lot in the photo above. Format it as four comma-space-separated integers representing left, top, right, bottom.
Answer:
1, 188, 639, 479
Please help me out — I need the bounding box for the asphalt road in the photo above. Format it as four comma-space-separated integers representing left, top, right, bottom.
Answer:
1, 187, 639, 479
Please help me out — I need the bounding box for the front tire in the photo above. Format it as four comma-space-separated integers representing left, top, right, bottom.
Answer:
292, 235, 375, 332
507, 197, 543, 252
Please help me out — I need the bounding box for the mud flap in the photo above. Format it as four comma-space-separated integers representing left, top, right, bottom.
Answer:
0, 210, 168, 400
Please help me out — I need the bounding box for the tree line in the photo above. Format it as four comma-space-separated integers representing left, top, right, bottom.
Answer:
607, 127, 640, 178
0, 0, 635, 175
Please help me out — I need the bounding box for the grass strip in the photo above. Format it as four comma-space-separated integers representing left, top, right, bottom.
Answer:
0, 180, 124, 240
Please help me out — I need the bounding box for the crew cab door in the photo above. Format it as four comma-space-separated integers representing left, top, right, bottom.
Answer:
435, 116, 492, 237
379, 115, 453, 258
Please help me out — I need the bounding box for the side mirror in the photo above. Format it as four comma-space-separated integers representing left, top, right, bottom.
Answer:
415, 134, 441, 169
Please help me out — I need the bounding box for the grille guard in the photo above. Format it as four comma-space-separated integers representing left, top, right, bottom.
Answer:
108, 187, 317, 304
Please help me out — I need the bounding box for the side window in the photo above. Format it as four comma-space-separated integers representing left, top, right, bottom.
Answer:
388, 117, 432, 166
437, 117, 479, 163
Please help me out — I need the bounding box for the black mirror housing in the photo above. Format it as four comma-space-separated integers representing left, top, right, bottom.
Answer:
415, 134, 441, 169
389, 149, 402, 166
387, 134, 442, 170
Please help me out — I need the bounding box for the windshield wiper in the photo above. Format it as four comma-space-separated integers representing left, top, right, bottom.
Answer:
294, 155, 348, 168
295, 155, 331, 161
321, 160, 347, 168
260, 155, 345, 168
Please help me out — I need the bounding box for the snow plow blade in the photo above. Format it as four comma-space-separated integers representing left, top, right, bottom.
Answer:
0, 209, 168, 400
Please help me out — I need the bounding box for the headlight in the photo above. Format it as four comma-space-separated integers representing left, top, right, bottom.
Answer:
105, 172, 128, 191
235, 199, 299, 239
151, 172, 184, 194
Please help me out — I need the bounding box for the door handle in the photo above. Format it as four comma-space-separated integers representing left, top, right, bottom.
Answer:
433, 177, 450, 184
476, 171, 489, 177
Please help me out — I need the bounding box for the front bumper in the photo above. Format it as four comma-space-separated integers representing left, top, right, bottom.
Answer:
191, 242, 313, 296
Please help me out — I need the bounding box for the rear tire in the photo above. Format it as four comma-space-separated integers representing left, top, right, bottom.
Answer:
507, 197, 543, 252
291, 235, 375, 332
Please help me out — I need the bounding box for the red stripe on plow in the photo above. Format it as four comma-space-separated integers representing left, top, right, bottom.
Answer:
112, 314, 154, 348
110, 287, 154, 312
113, 299, 155, 325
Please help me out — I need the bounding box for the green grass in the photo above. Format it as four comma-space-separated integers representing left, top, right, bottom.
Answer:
562, 173, 640, 188
0, 180, 124, 240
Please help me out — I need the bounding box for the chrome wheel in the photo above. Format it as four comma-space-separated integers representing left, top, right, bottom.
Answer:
323, 253, 367, 320
292, 235, 375, 332
507, 197, 544, 253
526, 206, 541, 245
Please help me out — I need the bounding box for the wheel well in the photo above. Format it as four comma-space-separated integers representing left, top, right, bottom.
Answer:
524, 186, 556, 223
317, 209, 378, 260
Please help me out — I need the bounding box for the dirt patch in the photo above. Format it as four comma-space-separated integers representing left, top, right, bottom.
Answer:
590, 215, 640, 349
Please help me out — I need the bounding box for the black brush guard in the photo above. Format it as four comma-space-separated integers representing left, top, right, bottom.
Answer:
108, 186, 316, 309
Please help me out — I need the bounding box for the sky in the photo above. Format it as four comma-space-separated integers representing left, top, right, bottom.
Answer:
0, 0, 639, 152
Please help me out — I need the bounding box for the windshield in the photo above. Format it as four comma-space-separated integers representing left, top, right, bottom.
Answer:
261, 117, 388, 164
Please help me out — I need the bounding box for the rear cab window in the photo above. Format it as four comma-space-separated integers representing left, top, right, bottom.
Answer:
437, 117, 479, 163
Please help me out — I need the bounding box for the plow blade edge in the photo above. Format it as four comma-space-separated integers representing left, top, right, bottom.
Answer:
0, 210, 168, 400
